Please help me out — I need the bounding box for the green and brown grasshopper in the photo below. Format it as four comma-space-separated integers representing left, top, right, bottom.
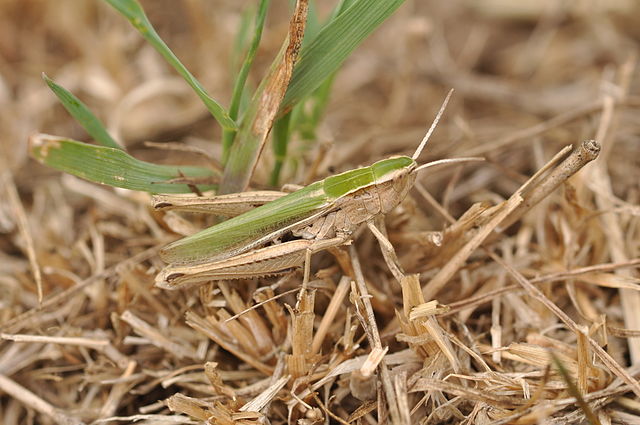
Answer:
154, 92, 474, 289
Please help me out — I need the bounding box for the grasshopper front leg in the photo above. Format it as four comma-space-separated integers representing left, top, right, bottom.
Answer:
155, 236, 347, 290
367, 217, 405, 283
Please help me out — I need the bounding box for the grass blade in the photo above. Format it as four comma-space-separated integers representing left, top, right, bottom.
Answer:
287, 0, 357, 139
29, 134, 216, 194
267, 0, 356, 184
280, 0, 406, 113
302, 0, 321, 48
269, 111, 292, 186
219, 0, 308, 194
222, 0, 270, 163
293, 71, 336, 141
103, 0, 237, 131
43, 73, 122, 150
550, 353, 601, 425
230, 6, 255, 74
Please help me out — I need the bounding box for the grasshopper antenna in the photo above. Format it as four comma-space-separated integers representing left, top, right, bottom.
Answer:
412, 88, 454, 161
415, 156, 484, 173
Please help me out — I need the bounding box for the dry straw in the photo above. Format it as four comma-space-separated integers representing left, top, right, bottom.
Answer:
2, 1, 640, 424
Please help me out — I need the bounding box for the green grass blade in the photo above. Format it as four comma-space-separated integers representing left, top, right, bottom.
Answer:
230, 6, 255, 73
103, 0, 237, 131
43, 73, 122, 150
280, 0, 406, 112
302, 0, 321, 49
293, 71, 336, 141
219, 0, 308, 194
269, 111, 292, 186
222, 0, 270, 163
287, 0, 354, 139
330, 0, 359, 19
267, 0, 355, 182
30, 135, 216, 194
550, 353, 601, 425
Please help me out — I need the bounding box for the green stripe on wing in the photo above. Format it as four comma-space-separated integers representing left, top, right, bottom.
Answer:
371, 156, 414, 179
323, 156, 415, 198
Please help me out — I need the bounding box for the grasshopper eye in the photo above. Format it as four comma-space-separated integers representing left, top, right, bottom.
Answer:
167, 273, 185, 282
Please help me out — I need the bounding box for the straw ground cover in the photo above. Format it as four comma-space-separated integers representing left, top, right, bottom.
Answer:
1, 1, 640, 424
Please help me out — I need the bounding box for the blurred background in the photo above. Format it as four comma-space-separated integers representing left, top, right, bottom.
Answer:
3, 0, 638, 184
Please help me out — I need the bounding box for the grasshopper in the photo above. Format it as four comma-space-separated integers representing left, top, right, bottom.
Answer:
155, 92, 470, 289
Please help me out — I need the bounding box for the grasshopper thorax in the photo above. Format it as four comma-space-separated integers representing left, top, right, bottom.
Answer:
373, 157, 417, 214
325, 155, 417, 236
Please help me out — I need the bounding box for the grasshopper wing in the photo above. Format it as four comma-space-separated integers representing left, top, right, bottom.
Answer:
160, 181, 330, 265
152, 191, 285, 216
